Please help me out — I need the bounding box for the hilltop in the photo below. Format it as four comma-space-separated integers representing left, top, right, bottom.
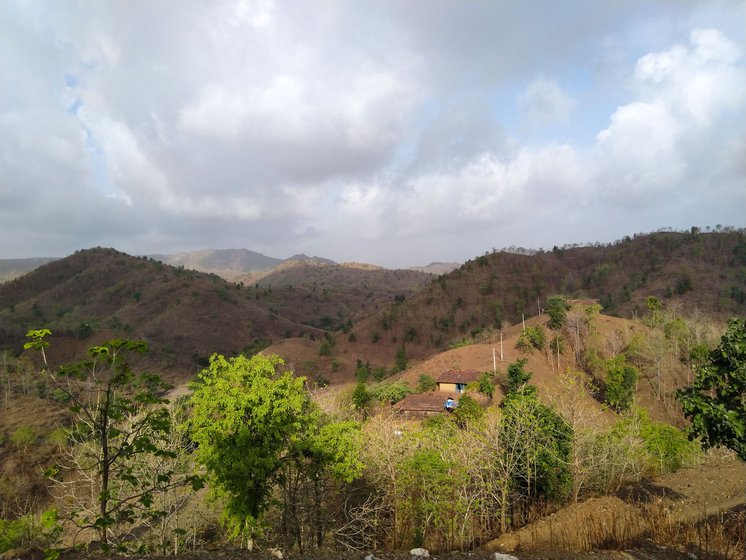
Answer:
327, 230, 746, 373
0, 248, 320, 378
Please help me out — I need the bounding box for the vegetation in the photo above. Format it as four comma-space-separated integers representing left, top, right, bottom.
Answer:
677, 317, 746, 460
416, 373, 437, 393
24, 329, 199, 549
189, 353, 363, 545
603, 355, 639, 412
1, 234, 744, 555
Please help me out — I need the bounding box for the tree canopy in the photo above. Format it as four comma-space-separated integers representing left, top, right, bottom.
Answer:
676, 318, 746, 460
189, 353, 362, 539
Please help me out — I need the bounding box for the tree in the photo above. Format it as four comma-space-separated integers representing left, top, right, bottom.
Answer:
478, 372, 495, 397
352, 381, 371, 410
506, 359, 532, 395
515, 326, 545, 354
189, 353, 362, 547
24, 330, 196, 548
188, 354, 310, 538
451, 395, 484, 428
394, 346, 408, 373
416, 374, 437, 394
546, 295, 570, 331
604, 356, 639, 412
676, 318, 746, 460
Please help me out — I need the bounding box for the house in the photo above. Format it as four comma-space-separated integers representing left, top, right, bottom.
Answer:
394, 370, 485, 417
436, 369, 482, 394
394, 392, 455, 418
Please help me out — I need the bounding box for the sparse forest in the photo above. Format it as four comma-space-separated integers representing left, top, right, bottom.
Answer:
0, 231, 744, 558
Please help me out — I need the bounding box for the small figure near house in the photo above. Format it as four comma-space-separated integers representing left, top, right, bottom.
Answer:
444, 397, 456, 411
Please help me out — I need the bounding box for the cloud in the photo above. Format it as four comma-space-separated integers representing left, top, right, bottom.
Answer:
518, 79, 576, 127
1, 2, 744, 266
595, 28, 744, 204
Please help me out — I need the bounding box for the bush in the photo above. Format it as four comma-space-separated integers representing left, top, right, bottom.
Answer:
516, 326, 546, 353
416, 374, 437, 393
506, 358, 532, 395
367, 381, 413, 404
319, 340, 332, 356
11, 426, 36, 450
452, 394, 484, 427
478, 371, 495, 397
352, 382, 371, 410
0, 509, 61, 553
604, 356, 639, 412
641, 419, 698, 473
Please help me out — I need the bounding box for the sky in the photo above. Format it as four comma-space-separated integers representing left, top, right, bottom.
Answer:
1, 1, 745, 268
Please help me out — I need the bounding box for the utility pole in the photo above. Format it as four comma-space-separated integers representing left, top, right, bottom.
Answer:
500, 332, 504, 361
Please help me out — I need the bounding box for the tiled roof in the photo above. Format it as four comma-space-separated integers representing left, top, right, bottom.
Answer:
394, 392, 458, 412
436, 369, 482, 384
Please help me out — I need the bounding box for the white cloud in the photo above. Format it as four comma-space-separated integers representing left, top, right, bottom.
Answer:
1, 2, 744, 265
632, 28, 744, 127
518, 78, 575, 127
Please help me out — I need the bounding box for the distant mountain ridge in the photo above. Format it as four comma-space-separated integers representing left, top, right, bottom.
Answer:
0, 257, 58, 283
408, 262, 460, 274
1, 248, 457, 285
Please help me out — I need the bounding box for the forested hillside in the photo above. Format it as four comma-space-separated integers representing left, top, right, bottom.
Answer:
339, 230, 746, 369
0, 248, 320, 375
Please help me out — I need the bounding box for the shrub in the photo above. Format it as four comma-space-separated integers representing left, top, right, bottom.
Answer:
452, 394, 484, 427
352, 382, 370, 410
416, 374, 437, 393
604, 356, 639, 412
516, 326, 546, 353
0, 509, 61, 554
11, 426, 36, 450
478, 371, 495, 397
367, 381, 413, 404
506, 358, 532, 395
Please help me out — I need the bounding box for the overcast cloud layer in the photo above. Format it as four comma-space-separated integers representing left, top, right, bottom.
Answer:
2, 1, 745, 267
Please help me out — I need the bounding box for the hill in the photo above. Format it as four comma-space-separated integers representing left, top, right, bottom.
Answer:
0, 248, 321, 379
149, 248, 284, 281
332, 230, 746, 370
244, 261, 432, 330
0, 257, 57, 283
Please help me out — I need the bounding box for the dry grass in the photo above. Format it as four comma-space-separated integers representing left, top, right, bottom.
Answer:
489, 494, 745, 560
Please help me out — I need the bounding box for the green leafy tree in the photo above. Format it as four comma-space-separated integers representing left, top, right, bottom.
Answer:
506, 358, 532, 395
24, 330, 195, 548
604, 356, 639, 412
367, 380, 413, 404
416, 374, 437, 393
676, 318, 746, 460
275, 418, 363, 549
355, 359, 370, 383
189, 353, 310, 538
451, 394, 484, 427
501, 391, 572, 503
352, 381, 371, 410
478, 372, 495, 397
546, 295, 570, 331
646, 296, 663, 328
516, 326, 545, 354
394, 346, 408, 373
